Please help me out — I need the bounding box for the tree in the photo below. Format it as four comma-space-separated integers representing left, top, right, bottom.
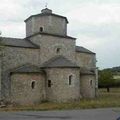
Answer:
98, 70, 115, 92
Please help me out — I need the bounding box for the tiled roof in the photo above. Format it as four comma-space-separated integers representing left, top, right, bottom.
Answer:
11, 64, 43, 73
76, 46, 95, 54
26, 32, 76, 40
41, 56, 80, 68
24, 12, 69, 23
0, 37, 39, 48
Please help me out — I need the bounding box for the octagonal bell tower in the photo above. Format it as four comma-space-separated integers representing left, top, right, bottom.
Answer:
25, 8, 69, 37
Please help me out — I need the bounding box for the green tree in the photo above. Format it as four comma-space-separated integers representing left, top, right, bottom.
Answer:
98, 70, 114, 92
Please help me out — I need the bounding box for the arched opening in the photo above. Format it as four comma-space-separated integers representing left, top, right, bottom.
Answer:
40, 27, 44, 32
90, 80, 93, 86
31, 81, 35, 89
56, 48, 61, 54
68, 75, 73, 85
48, 80, 52, 88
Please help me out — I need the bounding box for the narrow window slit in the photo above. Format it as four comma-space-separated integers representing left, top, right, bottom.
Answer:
31, 81, 35, 89
48, 80, 52, 87
69, 75, 72, 85
40, 27, 43, 32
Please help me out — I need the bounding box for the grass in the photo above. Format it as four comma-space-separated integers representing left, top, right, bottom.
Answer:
0, 88, 120, 111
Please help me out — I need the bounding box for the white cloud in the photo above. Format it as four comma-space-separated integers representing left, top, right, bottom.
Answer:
0, 22, 25, 38
0, 0, 120, 68
66, 3, 120, 24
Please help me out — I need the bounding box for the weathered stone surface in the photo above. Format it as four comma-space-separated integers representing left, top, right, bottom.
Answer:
0, 8, 98, 104
75, 52, 96, 68
45, 68, 80, 102
80, 74, 96, 98
30, 34, 76, 64
1, 47, 40, 101
11, 73, 46, 105
2, 47, 39, 71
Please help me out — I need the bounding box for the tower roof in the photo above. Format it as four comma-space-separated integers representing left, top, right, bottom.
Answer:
41, 8, 52, 14
24, 8, 69, 23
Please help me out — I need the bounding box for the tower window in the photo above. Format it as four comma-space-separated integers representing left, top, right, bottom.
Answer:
40, 27, 44, 32
90, 80, 93, 86
56, 48, 61, 54
48, 80, 52, 87
68, 75, 73, 85
31, 81, 35, 89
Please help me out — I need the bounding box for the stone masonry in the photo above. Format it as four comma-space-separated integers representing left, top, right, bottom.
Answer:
0, 8, 98, 105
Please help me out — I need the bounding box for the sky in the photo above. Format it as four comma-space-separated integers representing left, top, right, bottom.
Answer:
0, 0, 120, 69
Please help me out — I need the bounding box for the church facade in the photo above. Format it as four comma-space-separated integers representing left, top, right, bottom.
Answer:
0, 8, 98, 105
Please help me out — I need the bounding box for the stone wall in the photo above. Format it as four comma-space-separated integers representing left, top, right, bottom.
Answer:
11, 73, 46, 105
30, 34, 76, 64
0, 8, 98, 104
80, 74, 96, 98
26, 17, 33, 37
1, 47, 40, 100
2, 47, 39, 71
45, 68, 80, 102
75, 52, 96, 68
75, 52, 97, 98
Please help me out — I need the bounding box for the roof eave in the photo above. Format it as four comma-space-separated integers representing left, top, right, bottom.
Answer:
24, 13, 69, 23
76, 51, 96, 55
3, 44, 40, 49
26, 32, 76, 40
81, 73, 95, 75
41, 66, 80, 69
1, 37, 40, 49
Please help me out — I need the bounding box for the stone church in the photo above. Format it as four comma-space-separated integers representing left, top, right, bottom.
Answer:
0, 8, 98, 105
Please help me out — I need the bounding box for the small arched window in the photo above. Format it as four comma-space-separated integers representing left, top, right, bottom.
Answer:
31, 81, 35, 89
48, 80, 52, 88
68, 75, 73, 85
40, 27, 44, 32
56, 48, 61, 54
90, 80, 93, 86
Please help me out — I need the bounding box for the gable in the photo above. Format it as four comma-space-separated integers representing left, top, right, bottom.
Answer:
41, 56, 79, 68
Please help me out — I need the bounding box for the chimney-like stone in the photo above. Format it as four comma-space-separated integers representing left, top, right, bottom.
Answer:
41, 8, 52, 14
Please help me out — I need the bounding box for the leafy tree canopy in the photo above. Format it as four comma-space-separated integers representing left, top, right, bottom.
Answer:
98, 70, 114, 87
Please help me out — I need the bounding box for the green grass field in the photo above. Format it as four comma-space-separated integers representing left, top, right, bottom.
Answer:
0, 88, 120, 111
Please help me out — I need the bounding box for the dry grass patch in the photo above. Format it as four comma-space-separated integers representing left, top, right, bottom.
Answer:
0, 88, 120, 111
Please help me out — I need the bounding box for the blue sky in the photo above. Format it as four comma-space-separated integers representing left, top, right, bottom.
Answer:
0, 0, 120, 69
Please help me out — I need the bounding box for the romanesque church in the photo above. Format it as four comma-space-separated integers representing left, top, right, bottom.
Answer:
0, 8, 98, 105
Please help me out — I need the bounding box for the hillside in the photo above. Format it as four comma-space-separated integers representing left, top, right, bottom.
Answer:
103, 66, 120, 72
111, 66, 120, 72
